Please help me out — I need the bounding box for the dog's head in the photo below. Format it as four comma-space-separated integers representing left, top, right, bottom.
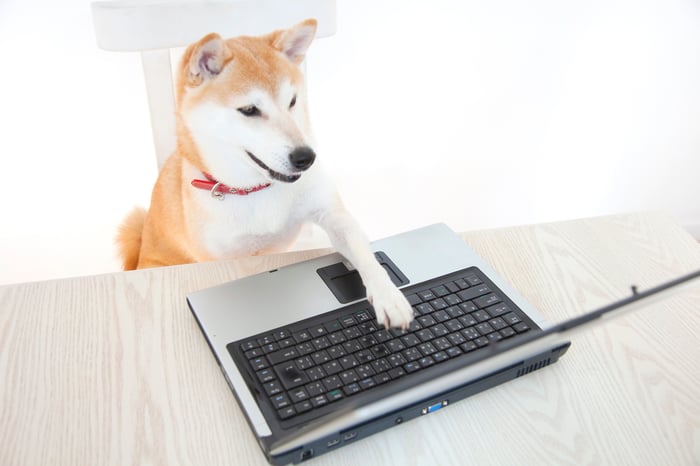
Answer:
176, 19, 318, 186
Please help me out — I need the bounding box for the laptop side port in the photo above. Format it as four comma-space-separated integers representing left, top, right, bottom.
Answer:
421, 399, 449, 415
300, 449, 313, 462
326, 438, 340, 448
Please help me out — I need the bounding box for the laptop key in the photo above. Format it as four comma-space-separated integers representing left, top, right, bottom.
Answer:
464, 274, 482, 286
444, 294, 461, 306
274, 362, 310, 390
406, 294, 422, 306
292, 330, 312, 343
403, 361, 421, 373
359, 378, 376, 390
487, 332, 503, 343
459, 301, 479, 313
262, 380, 283, 396
343, 383, 362, 395
461, 328, 479, 340
486, 303, 511, 317
258, 335, 276, 346
476, 322, 494, 335
267, 347, 299, 365
250, 356, 268, 371
310, 394, 329, 408
323, 375, 343, 391
244, 348, 264, 359
324, 320, 343, 333
323, 360, 342, 375
430, 324, 449, 337
419, 356, 435, 368
273, 329, 292, 340
431, 285, 450, 297
429, 298, 448, 310
454, 278, 469, 289
445, 282, 460, 293
460, 341, 478, 353
256, 368, 276, 384
374, 372, 391, 384
278, 406, 296, 420
270, 393, 291, 409
513, 322, 530, 333
457, 285, 491, 302
305, 382, 324, 397
416, 329, 435, 342
290, 387, 309, 402
387, 354, 407, 367
371, 344, 390, 358
340, 315, 357, 328
294, 400, 313, 414
474, 337, 489, 347
327, 388, 344, 402
241, 340, 259, 351
474, 293, 501, 309
296, 342, 315, 355
306, 367, 326, 381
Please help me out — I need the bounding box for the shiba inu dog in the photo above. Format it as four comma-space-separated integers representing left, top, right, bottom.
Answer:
116, 19, 413, 329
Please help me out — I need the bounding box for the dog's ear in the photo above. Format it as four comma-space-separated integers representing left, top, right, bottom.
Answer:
270, 18, 318, 65
184, 33, 227, 86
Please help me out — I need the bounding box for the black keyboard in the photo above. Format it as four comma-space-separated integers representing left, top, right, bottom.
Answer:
228, 267, 538, 424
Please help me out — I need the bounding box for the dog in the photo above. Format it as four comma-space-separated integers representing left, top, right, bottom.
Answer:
116, 19, 413, 329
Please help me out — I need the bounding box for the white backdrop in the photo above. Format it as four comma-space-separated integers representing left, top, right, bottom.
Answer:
0, 0, 699, 285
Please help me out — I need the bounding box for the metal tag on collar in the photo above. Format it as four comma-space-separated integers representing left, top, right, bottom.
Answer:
210, 182, 225, 200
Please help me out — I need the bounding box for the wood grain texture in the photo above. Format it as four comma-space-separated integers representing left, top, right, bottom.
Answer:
1, 212, 698, 466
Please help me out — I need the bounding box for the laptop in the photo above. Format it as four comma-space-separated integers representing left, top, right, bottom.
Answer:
186, 223, 700, 465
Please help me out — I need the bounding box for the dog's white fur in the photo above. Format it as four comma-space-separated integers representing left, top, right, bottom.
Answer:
116, 19, 413, 329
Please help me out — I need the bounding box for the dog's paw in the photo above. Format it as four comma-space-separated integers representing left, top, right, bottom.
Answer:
366, 280, 414, 330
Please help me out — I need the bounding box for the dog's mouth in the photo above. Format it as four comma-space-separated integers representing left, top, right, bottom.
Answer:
246, 151, 301, 183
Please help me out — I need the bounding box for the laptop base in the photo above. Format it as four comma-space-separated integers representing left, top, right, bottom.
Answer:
269, 343, 570, 465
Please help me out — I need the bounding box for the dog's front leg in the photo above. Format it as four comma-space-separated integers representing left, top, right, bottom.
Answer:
315, 209, 414, 329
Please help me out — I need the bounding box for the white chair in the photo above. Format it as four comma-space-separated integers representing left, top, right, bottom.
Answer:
91, 0, 337, 170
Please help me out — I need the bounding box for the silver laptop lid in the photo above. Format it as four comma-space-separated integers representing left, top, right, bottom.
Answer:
187, 223, 551, 437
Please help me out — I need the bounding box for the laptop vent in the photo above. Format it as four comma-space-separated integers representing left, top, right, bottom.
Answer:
516, 358, 551, 378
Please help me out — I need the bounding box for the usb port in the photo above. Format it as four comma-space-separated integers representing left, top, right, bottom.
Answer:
327, 438, 340, 448
343, 431, 357, 441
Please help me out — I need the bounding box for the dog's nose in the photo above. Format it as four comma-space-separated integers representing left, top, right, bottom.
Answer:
289, 146, 316, 171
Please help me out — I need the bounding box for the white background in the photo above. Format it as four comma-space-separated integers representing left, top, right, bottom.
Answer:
0, 0, 699, 285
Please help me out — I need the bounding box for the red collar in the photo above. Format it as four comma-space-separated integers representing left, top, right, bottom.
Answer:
191, 173, 271, 199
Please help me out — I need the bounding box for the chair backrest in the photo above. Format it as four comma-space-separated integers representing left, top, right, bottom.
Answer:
91, 0, 337, 170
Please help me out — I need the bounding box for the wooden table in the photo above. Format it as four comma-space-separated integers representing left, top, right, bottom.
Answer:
1, 212, 699, 465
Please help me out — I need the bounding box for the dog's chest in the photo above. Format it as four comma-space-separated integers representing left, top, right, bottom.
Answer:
192, 189, 305, 258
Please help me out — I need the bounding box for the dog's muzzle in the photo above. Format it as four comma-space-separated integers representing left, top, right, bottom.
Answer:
246, 147, 316, 183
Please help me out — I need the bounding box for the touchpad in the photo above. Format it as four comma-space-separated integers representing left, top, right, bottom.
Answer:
316, 252, 410, 304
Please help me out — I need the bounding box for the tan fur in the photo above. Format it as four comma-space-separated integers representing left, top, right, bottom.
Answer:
115, 207, 146, 270
116, 19, 317, 270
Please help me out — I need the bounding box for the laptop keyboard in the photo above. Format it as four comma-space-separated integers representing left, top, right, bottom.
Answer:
228, 267, 537, 423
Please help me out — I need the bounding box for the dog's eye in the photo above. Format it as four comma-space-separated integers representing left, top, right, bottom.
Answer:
238, 105, 261, 117
289, 95, 297, 109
